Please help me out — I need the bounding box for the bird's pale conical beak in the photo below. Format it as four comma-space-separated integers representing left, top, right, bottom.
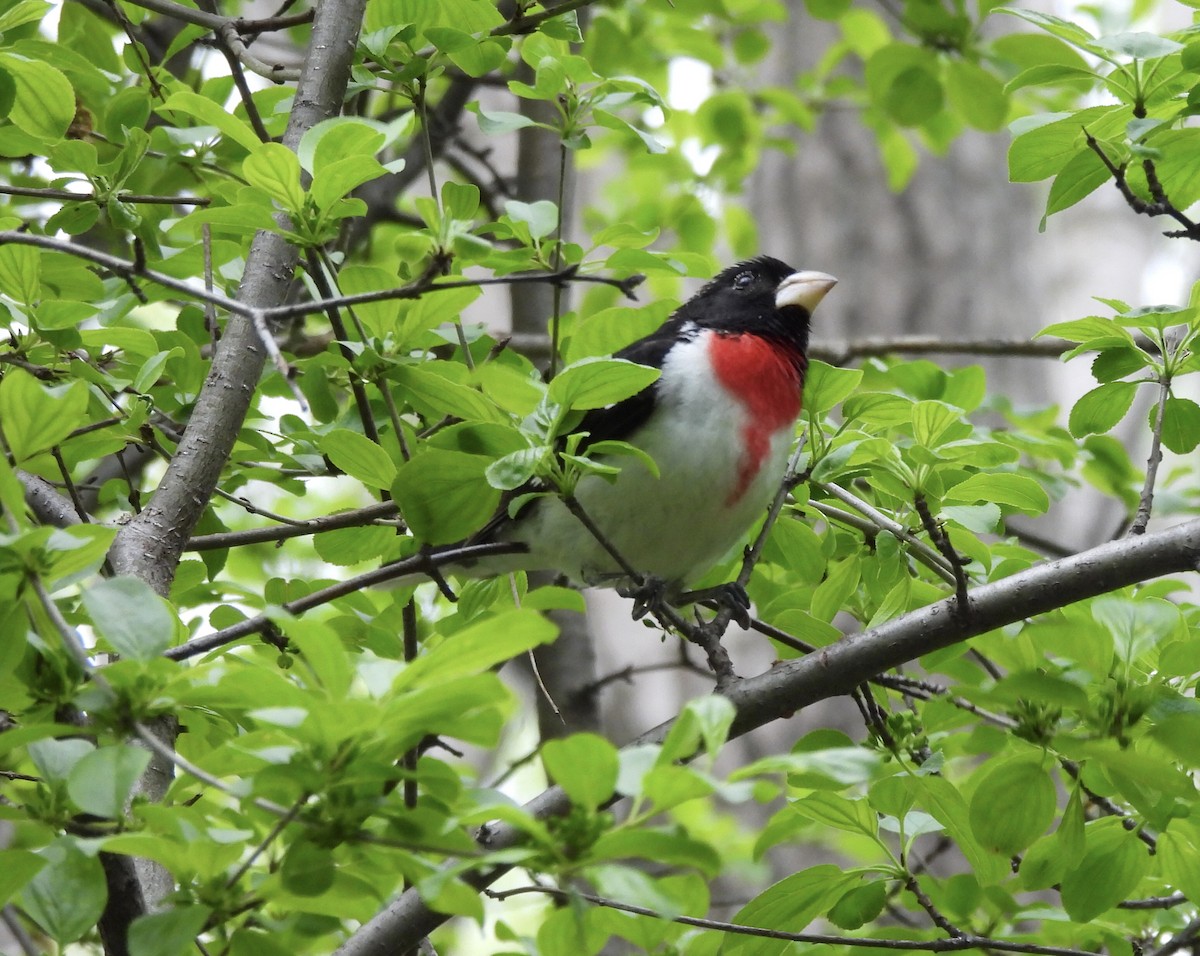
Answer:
776, 271, 838, 312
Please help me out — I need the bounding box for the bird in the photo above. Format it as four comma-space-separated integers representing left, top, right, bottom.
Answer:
400, 256, 837, 606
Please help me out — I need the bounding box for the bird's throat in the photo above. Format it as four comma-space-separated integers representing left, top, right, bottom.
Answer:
707, 332, 805, 504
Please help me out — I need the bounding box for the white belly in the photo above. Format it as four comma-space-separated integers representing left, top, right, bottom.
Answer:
503, 336, 796, 587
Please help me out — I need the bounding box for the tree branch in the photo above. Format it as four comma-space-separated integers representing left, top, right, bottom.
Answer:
479, 885, 1092, 956
106, 0, 369, 596
332, 517, 1200, 956
163, 542, 526, 660
186, 501, 400, 551
1128, 375, 1170, 536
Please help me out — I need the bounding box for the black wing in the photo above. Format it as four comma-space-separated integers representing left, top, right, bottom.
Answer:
573, 318, 687, 448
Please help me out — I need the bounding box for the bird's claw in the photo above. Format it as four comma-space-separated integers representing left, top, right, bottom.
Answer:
678, 581, 752, 629
618, 576, 670, 621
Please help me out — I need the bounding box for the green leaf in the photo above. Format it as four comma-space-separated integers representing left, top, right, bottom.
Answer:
1044, 147, 1111, 221
473, 104, 541, 134
1092, 595, 1179, 661
945, 59, 1008, 131
1060, 820, 1150, 921
0, 242, 39, 304
942, 503, 1001, 533
592, 109, 667, 154
865, 44, 943, 127
1093, 31, 1183, 59
1159, 820, 1200, 904
0, 371, 88, 462
1037, 313, 1135, 346
159, 90, 263, 153
0, 0, 50, 33
1157, 396, 1200, 453
310, 155, 387, 211
1008, 105, 1121, 183
1068, 381, 1137, 437
913, 775, 1009, 885
392, 448, 500, 543
886, 66, 943, 126
0, 850, 44, 912
658, 695, 737, 765
803, 361, 862, 415
804, 0, 851, 19
548, 357, 660, 411
242, 142, 305, 211
727, 866, 854, 954
82, 576, 175, 660
442, 180, 479, 220
0, 53, 74, 141
912, 400, 962, 448
128, 906, 213, 956
27, 738, 94, 782
791, 792, 879, 836
828, 880, 888, 930
505, 199, 559, 240
1004, 63, 1097, 94
943, 473, 1049, 514
66, 744, 153, 818
449, 36, 508, 76
811, 556, 859, 622
485, 445, 548, 491
319, 429, 397, 489
996, 7, 1098, 50
20, 840, 107, 944
969, 756, 1056, 854
301, 117, 388, 175
312, 524, 395, 566
585, 830, 715, 873
391, 364, 503, 422
542, 733, 619, 809
393, 609, 556, 692
1091, 346, 1149, 382
280, 839, 336, 896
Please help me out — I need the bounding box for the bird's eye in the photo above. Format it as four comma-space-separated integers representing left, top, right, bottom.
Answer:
733, 272, 754, 289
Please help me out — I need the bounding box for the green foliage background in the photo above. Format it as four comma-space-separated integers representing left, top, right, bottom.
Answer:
0, 0, 1199, 954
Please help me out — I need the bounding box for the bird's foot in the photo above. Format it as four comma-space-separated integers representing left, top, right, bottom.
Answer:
616, 578, 742, 687
676, 581, 752, 629
617, 575, 672, 622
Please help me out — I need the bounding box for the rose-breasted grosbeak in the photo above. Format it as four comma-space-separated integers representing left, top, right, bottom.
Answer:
412, 256, 836, 600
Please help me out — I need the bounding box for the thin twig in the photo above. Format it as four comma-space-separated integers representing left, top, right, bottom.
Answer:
484, 885, 1097, 956
305, 251, 378, 439
0, 905, 38, 956
1118, 895, 1186, 911
402, 600, 419, 811
1128, 375, 1170, 536
814, 482, 956, 583
914, 493, 970, 620
903, 869, 964, 938
0, 185, 209, 206
187, 501, 400, 550
163, 542, 527, 660
224, 793, 310, 889
0, 233, 642, 323
736, 441, 807, 590
1083, 129, 1200, 240
1146, 916, 1200, 956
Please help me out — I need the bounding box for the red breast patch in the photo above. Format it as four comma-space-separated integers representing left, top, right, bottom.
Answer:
707, 332, 805, 504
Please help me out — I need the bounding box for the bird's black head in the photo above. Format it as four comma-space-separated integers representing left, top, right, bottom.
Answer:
677, 256, 836, 353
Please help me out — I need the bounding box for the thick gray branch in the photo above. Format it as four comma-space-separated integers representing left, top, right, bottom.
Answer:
96, 0, 369, 941
333, 517, 1200, 956
107, 0, 367, 595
